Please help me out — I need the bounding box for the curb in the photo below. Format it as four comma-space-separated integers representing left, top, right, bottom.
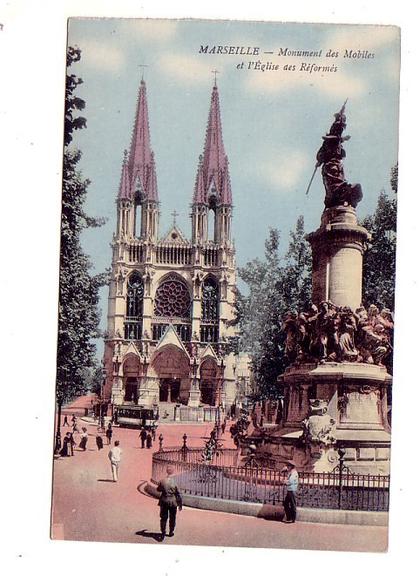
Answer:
145, 482, 388, 526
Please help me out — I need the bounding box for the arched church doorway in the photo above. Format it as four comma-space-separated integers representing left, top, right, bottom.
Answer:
122, 354, 141, 403
151, 345, 191, 405
159, 379, 181, 403
200, 358, 218, 406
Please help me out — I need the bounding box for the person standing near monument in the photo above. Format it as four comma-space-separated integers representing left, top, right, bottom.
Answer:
157, 465, 182, 540
282, 462, 299, 523
108, 440, 122, 482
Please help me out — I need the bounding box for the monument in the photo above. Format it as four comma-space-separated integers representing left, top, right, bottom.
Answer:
252, 104, 393, 474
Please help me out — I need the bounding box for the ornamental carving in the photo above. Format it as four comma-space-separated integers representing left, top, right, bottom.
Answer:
154, 275, 191, 318
301, 399, 336, 446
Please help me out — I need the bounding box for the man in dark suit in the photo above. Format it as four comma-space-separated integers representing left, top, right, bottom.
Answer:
157, 465, 182, 540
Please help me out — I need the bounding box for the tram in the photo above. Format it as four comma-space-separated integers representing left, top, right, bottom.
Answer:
114, 405, 159, 429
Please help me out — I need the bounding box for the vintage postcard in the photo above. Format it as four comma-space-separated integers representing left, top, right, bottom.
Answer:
51, 17, 400, 554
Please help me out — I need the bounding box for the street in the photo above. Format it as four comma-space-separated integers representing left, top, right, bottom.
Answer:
51, 420, 388, 552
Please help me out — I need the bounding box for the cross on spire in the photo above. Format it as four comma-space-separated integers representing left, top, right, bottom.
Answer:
171, 210, 179, 226
138, 64, 148, 80
212, 69, 219, 86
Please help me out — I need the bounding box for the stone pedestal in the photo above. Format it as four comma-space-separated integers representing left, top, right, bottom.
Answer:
307, 206, 370, 309
265, 362, 391, 474
188, 379, 201, 407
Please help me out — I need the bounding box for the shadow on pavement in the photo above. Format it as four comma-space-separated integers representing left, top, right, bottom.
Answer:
97, 479, 115, 482
136, 529, 162, 542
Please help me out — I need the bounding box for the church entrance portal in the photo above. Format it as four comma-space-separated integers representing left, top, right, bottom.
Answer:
124, 377, 138, 403
200, 358, 218, 406
151, 345, 191, 405
159, 378, 181, 403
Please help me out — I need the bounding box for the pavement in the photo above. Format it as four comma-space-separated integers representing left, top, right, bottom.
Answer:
51, 418, 388, 552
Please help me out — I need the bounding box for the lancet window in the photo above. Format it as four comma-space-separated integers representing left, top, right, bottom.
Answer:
201, 276, 219, 343
124, 272, 144, 339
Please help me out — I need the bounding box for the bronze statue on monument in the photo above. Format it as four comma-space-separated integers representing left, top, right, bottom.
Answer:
307, 101, 363, 209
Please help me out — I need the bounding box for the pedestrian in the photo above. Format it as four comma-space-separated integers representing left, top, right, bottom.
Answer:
63, 415, 69, 427
106, 422, 113, 445
282, 461, 299, 523
157, 465, 182, 540
151, 424, 157, 441
108, 440, 122, 482
221, 419, 226, 435
59, 432, 72, 457
96, 435, 104, 450
72, 416, 79, 434
79, 427, 88, 451
71, 414, 76, 425
139, 427, 147, 448
146, 431, 153, 449
68, 432, 75, 455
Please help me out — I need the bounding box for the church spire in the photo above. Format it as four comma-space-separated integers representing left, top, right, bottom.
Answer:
123, 79, 158, 202
193, 83, 232, 206
118, 150, 130, 199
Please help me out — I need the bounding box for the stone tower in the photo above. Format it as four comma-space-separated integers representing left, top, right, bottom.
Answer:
103, 79, 239, 420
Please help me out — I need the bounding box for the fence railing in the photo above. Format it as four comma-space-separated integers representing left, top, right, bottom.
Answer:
151, 444, 390, 512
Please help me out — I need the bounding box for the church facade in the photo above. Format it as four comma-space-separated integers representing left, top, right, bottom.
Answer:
102, 79, 239, 418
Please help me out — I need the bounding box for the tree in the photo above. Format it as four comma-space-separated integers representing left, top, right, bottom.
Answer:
361, 164, 397, 310
236, 217, 312, 400
56, 47, 107, 404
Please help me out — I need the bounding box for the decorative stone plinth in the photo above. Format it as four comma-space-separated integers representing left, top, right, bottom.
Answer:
188, 381, 201, 407
261, 362, 392, 474
307, 206, 370, 310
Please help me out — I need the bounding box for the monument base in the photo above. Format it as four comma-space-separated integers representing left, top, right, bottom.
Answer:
252, 362, 391, 474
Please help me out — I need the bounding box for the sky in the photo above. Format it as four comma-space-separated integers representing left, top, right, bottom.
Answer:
67, 18, 400, 336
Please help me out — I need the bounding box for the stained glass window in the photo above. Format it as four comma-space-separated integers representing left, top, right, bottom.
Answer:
201, 277, 219, 342
154, 275, 191, 318
201, 277, 219, 321
126, 272, 144, 318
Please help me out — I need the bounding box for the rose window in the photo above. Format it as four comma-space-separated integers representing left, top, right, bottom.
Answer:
154, 277, 191, 318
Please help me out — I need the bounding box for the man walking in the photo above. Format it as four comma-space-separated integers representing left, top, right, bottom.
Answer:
157, 466, 182, 540
108, 440, 122, 482
282, 461, 299, 523
139, 427, 147, 449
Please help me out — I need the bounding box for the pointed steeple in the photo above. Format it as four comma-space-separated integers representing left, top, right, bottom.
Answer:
124, 79, 158, 202
118, 150, 130, 199
193, 83, 232, 206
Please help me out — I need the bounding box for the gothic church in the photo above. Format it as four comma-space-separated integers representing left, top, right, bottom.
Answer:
103, 79, 240, 419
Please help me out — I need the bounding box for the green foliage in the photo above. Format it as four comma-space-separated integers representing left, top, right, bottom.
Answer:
56, 47, 107, 404
237, 217, 312, 400
361, 165, 397, 310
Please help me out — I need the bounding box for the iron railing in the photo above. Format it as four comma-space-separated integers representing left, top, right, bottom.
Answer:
151, 445, 389, 512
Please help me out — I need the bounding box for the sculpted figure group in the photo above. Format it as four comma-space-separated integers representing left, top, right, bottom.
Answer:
283, 301, 393, 367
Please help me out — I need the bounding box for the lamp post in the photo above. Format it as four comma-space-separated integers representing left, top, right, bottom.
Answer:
54, 386, 65, 455
99, 361, 107, 429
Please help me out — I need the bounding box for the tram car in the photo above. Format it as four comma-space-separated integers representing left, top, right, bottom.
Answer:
114, 405, 159, 429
